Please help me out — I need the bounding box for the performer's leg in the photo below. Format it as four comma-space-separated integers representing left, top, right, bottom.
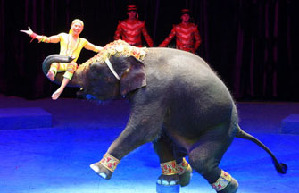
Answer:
52, 78, 70, 100
47, 63, 59, 81
52, 62, 77, 100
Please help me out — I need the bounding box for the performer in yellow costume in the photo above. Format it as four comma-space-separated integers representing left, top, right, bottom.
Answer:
21, 19, 102, 100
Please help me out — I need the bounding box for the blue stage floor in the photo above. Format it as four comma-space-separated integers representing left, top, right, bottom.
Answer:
0, 95, 298, 193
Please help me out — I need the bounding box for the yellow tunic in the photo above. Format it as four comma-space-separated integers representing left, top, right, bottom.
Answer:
58, 33, 88, 62
50, 33, 88, 79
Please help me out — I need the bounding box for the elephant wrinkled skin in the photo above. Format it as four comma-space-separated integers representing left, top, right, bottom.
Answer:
43, 43, 287, 192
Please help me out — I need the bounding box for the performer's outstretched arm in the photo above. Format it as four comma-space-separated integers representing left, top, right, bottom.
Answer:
20, 27, 60, 43
85, 42, 103, 53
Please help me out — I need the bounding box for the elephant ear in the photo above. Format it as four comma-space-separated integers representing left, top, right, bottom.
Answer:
120, 56, 146, 96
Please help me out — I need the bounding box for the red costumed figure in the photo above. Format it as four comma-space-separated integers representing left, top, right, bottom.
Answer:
160, 9, 202, 54
114, 5, 154, 47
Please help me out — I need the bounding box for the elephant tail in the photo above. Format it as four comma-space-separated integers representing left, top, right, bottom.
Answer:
236, 126, 287, 174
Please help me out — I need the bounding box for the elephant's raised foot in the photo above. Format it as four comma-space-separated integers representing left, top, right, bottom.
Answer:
178, 164, 193, 187
89, 162, 112, 180
156, 174, 179, 186
217, 178, 238, 193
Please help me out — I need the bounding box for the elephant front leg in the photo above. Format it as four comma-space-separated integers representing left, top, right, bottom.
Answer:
90, 100, 165, 180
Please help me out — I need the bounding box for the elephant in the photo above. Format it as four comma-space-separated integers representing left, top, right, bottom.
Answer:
42, 40, 287, 193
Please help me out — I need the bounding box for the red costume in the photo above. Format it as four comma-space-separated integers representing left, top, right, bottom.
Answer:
114, 5, 153, 47
160, 9, 201, 53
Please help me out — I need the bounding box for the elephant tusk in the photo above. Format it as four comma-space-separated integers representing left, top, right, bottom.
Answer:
105, 58, 120, 80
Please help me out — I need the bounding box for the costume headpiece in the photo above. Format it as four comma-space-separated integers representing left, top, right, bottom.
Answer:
181, 9, 190, 15
127, 4, 138, 12
82, 40, 147, 80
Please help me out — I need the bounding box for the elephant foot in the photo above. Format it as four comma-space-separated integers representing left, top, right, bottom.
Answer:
211, 170, 238, 193
178, 163, 192, 187
90, 154, 119, 180
156, 174, 179, 186
52, 88, 63, 100
89, 162, 112, 180
46, 70, 55, 81
159, 160, 179, 185
177, 158, 192, 187
156, 182, 180, 193
217, 178, 238, 193
158, 158, 192, 187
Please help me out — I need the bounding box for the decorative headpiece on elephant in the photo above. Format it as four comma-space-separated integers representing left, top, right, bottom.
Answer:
42, 40, 287, 192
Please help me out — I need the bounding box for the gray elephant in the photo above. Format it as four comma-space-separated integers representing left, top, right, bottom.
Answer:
42, 40, 286, 193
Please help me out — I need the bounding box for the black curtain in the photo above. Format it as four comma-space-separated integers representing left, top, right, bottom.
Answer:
1, 0, 298, 101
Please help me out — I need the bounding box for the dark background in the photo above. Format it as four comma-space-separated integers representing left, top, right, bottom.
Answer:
0, 0, 298, 101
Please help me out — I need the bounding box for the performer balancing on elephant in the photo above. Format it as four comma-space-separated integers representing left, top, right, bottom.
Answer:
114, 4, 154, 47
160, 9, 202, 54
21, 19, 103, 100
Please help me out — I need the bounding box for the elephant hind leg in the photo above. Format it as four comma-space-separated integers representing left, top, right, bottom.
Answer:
188, 147, 221, 184
188, 135, 238, 192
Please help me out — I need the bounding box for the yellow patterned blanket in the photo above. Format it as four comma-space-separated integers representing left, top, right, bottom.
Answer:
82, 40, 147, 66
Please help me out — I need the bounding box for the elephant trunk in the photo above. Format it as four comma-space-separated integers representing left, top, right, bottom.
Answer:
42, 55, 86, 88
